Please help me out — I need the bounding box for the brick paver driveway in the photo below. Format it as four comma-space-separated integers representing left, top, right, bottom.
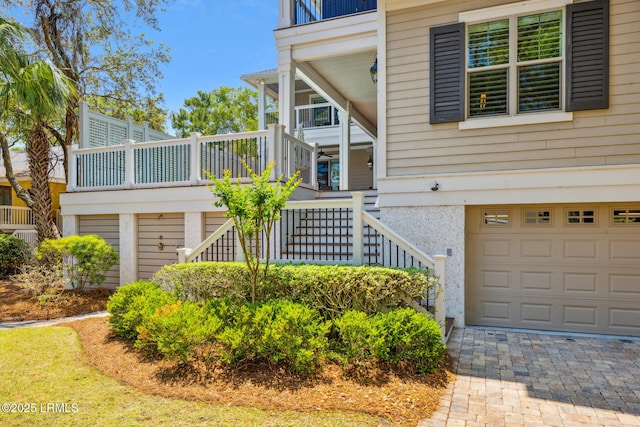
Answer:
420, 327, 640, 426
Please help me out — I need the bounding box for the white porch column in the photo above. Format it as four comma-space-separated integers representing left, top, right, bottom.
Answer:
184, 212, 204, 250
119, 213, 137, 286
338, 107, 351, 191
257, 80, 267, 130
278, 50, 296, 134
62, 215, 78, 237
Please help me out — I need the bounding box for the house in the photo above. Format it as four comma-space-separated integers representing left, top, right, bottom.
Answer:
60, 0, 640, 338
0, 147, 65, 245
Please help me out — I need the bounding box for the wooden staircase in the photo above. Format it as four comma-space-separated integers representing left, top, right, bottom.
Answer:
280, 190, 380, 261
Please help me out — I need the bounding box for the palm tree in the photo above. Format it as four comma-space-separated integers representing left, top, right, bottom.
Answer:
0, 16, 76, 244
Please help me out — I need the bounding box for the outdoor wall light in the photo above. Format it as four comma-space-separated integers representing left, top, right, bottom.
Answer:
370, 56, 378, 84
367, 156, 373, 170
431, 181, 439, 191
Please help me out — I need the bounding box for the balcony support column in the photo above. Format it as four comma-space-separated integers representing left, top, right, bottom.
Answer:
338, 106, 351, 191
277, 50, 296, 134
119, 213, 137, 286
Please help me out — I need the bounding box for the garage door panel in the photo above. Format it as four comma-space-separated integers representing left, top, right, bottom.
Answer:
521, 239, 553, 259
563, 272, 598, 293
609, 274, 640, 296
609, 239, 640, 262
609, 307, 640, 330
466, 203, 640, 336
521, 271, 553, 291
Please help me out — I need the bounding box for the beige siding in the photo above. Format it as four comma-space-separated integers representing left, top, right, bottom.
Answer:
78, 215, 120, 288
386, 0, 640, 176
349, 149, 374, 190
137, 213, 184, 280
204, 211, 228, 236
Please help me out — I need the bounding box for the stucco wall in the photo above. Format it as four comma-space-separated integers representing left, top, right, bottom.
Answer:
381, 205, 465, 326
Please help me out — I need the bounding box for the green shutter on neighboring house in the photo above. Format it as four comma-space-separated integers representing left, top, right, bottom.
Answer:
566, 0, 609, 111
429, 23, 465, 124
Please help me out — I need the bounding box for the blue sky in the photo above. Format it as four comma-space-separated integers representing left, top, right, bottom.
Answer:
157, 1, 279, 120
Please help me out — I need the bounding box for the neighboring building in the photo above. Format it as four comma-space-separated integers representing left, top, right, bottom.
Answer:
0, 147, 65, 244
61, 0, 640, 337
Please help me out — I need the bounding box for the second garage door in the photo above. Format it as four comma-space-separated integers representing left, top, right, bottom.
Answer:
466, 204, 640, 336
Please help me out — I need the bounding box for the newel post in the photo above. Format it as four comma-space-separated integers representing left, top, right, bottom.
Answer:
278, 0, 294, 28
124, 139, 135, 188
177, 247, 191, 264
433, 254, 447, 341
67, 144, 78, 192
267, 124, 284, 180
352, 192, 364, 265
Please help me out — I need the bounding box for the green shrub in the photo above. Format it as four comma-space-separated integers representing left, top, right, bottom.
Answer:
374, 308, 445, 374
216, 299, 330, 375
333, 310, 386, 366
136, 300, 223, 361
37, 235, 118, 291
106, 281, 177, 341
0, 234, 33, 277
265, 264, 433, 320
154, 262, 435, 320
153, 262, 251, 303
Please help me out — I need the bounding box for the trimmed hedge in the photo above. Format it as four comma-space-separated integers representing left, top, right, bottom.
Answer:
154, 262, 435, 320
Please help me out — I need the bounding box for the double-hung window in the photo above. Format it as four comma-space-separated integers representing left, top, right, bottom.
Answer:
429, 0, 609, 126
467, 10, 563, 118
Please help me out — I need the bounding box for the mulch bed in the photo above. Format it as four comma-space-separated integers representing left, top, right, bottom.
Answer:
64, 317, 453, 426
1, 278, 453, 425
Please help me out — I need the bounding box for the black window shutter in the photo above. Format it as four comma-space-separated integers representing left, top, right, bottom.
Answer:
430, 23, 465, 124
566, 0, 609, 111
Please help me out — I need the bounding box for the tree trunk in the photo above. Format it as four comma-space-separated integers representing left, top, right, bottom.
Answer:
0, 132, 34, 207
27, 122, 60, 244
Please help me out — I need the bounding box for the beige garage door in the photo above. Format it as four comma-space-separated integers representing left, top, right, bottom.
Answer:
466, 204, 640, 336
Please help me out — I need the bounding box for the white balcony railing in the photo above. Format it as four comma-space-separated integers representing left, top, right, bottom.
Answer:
295, 102, 339, 129
67, 125, 317, 192
0, 206, 34, 228
281, 0, 377, 27
0, 206, 62, 232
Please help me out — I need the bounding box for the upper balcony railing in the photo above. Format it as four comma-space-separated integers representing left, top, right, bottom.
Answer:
282, 0, 377, 26
295, 102, 340, 129
67, 125, 317, 192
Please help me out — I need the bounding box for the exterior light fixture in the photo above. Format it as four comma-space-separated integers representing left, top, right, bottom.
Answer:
370, 56, 378, 84
367, 156, 373, 170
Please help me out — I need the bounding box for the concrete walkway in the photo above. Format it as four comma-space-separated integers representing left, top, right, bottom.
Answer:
420, 327, 640, 426
0, 311, 109, 329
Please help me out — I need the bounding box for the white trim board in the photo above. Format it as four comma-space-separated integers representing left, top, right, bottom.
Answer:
377, 164, 640, 207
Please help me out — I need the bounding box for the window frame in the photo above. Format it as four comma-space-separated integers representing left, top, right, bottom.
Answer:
430, 0, 609, 126
462, 0, 569, 124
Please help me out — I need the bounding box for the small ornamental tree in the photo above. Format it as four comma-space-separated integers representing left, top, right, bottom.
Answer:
208, 161, 301, 303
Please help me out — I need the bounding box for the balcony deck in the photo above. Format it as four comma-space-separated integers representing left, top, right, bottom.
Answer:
67, 125, 317, 192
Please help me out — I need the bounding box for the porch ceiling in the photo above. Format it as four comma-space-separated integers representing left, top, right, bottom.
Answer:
306, 50, 378, 129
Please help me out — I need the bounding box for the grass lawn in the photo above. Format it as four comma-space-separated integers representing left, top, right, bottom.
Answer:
0, 326, 384, 427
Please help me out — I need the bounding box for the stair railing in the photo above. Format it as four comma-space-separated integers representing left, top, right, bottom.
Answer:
178, 192, 447, 337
